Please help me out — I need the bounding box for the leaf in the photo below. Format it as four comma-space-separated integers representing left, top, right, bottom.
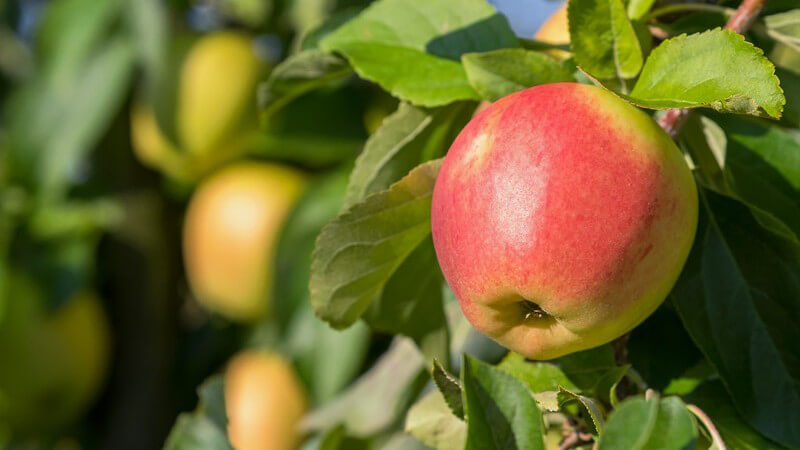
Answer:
164, 376, 232, 450
258, 50, 352, 120
627, 0, 656, 20
345, 102, 472, 208
320, 0, 518, 106
671, 190, 800, 448
568, 0, 643, 80
712, 114, 800, 242
627, 306, 703, 391
432, 359, 464, 419
628, 29, 785, 118
461, 355, 546, 450
598, 395, 697, 450
125, 0, 168, 86
461, 49, 574, 101
765, 10, 800, 53
685, 381, 787, 450
496, 352, 578, 393
310, 159, 441, 328
301, 337, 427, 437
405, 389, 467, 450
556, 344, 628, 403
557, 387, 605, 435
364, 238, 449, 363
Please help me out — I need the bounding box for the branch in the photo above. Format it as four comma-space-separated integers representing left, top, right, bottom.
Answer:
656, 0, 768, 138
687, 404, 728, 450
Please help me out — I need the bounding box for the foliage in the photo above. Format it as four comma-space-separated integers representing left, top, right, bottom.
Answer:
1, 0, 799, 448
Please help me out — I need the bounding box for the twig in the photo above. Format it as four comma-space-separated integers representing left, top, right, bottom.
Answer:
656, 0, 768, 138
687, 404, 728, 450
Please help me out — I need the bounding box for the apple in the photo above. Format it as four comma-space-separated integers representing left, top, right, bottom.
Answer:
178, 32, 265, 157
0, 274, 111, 432
183, 162, 306, 322
431, 83, 697, 360
130, 31, 265, 178
225, 350, 307, 450
535, 6, 569, 59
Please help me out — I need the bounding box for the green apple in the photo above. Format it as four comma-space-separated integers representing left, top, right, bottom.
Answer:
225, 350, 307, 450
183, 162, 306, 322
0, 274, 111, 433
431, 83, 697, 360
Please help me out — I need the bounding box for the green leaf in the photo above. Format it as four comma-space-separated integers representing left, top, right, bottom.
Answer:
568, 0, 643, 80
685, 381, 788, 450
777, 68, 800, 127
496, 352, 578, 393
432, 359, 464, 419
556, 387, 605, 435
461, 49, 575, 102
364, 239, 449, 363
765, 10, 800, 53
598, 395, 697, 450
671, 191, 800, 448
627, 0, 656, 20
405, 390, 467, 450
344, 102, 472, 208
301, 338, 427, 437
627, 306, 703, 391
310, 159, 441, 328
125, 0, 168, 86
8, 34, 134, 197
164, 376, 232, 450
681, 114, 800, 244
258, 50, 352, 120
320, 0, 518, 106
461, 355, 546, 450
628, 29, 785, 118
288, 303, 371, 404
556, 345, 628, 403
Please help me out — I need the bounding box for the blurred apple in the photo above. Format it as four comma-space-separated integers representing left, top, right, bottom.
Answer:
183, 162, 306, 322
0, 274, 111, 433
535, 6, 570, 59
225, 350, 307, 450
178, 32, 265, 157
130, 31, 266, 179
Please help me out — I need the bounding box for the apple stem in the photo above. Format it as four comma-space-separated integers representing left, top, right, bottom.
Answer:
656, 0, 768, 138
687, 403, 728, 450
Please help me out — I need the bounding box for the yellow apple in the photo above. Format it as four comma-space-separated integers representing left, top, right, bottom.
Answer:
177, 32, 265, 157
225, 350, 307, 450
183, 162, 306, 321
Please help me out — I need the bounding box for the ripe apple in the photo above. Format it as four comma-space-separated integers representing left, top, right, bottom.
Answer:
225, 350, 307, 450
183, 162, 306, 322
0, 274, 111, 432
431, 83, 698, 360
178, 32, 265, 157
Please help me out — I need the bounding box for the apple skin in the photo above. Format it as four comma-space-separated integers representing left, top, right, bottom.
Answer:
183, 162, 306, 322
178, 32, 265, 157
225, 350, 307, 450
431, 83, 697, 360
0, 275, 111, 433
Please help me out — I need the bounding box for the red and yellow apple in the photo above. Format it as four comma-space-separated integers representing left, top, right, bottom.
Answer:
225, 350, 307, 450
0, 274, 111, 432
183, 162, 306, 322
431, 83, 697, 360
